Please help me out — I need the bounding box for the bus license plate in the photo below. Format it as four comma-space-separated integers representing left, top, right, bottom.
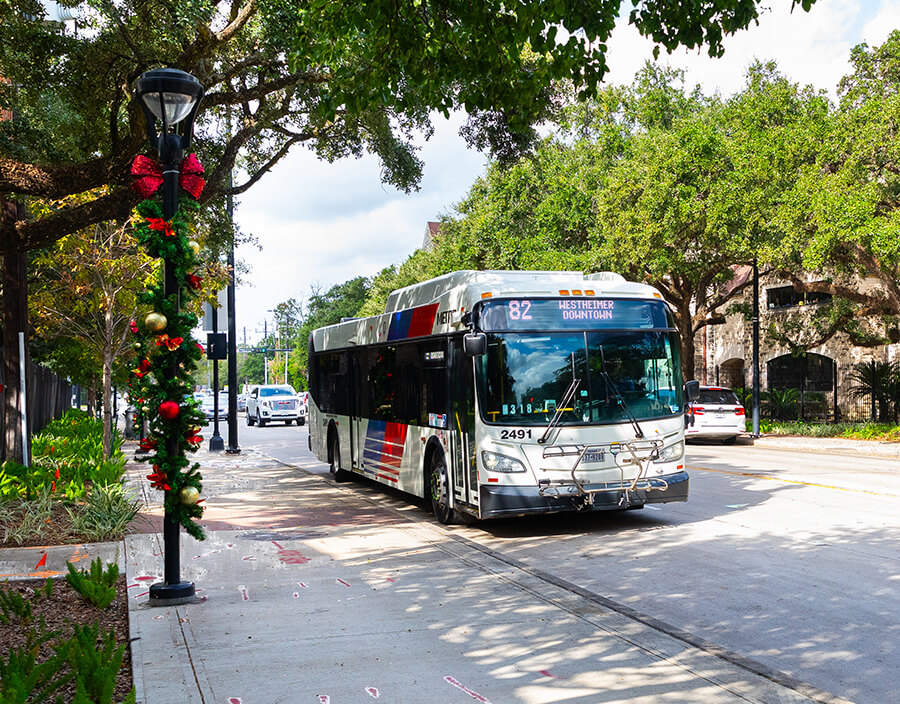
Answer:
582, 449, 605, 463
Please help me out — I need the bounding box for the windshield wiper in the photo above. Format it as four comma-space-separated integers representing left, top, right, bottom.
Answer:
598, 346, 644, 439
538, 377, 581, 445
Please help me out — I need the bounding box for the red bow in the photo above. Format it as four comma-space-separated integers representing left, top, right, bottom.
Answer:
131, 153, 206, 199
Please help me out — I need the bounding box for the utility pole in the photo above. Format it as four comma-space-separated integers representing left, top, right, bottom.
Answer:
225, 161, 240, 453
751, 258, 761, 437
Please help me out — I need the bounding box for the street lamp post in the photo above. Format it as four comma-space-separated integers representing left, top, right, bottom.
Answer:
136, 67, 203, 606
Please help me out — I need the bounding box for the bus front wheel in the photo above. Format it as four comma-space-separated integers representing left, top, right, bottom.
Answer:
429, 454, 455, 525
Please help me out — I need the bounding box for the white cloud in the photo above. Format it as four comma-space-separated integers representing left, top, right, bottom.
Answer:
232, 0, 896, 341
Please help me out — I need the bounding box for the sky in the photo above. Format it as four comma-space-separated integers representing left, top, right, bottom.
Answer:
231, 0, 900, 345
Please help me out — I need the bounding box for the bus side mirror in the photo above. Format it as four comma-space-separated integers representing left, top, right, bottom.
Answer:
684, 380, 700, 402
463, 333, 487, 357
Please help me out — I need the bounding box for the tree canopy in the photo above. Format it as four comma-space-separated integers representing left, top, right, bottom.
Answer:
0, 0, 819, 255
768, 30, 900, 349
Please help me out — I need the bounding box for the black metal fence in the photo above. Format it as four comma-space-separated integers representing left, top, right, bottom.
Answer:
734, 359, 900, 424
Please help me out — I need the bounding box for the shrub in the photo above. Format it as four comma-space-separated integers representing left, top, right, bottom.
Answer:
0, 625, 68, 704
0, 488, 60, 546
65, 557, 119, 610
67, 484, 141, 542
56, 622, 136, 704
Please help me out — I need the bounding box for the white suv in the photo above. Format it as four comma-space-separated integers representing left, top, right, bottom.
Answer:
685, 386, 745, 444
246, 385, 306, 426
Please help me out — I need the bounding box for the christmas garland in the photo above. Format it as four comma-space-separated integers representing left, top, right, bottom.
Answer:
127, 155, 208, 541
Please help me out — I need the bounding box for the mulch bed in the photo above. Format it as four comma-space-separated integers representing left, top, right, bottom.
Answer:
0, 575, 133, 702
0, 501, 85, 548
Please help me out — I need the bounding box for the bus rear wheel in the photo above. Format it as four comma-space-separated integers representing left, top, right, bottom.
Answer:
330, 433, 351, 482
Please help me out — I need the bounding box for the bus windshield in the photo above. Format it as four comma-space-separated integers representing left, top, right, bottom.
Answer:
476, 331, 684, 425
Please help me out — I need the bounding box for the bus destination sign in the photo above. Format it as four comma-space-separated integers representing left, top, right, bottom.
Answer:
478, 297, 669, 331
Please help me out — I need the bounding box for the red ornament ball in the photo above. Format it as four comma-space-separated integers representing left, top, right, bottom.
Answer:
158, 401, 180, 420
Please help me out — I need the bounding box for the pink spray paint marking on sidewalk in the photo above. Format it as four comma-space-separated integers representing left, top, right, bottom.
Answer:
365, 687, 380, 698
228, 698, 242, 704
336, 578, 350, 588
272, 540, 311, 565
444, 676, 490, 703
317, 696, 330, 704
538, 670, 560, 679
239, 585, 249, 601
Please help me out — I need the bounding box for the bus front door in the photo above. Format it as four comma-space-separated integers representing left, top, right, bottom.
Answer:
450, 339, 478, 510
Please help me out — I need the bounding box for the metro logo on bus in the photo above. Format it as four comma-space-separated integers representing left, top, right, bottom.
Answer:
387, 303, 439, 340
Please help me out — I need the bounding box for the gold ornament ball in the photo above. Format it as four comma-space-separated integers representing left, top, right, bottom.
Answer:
179, 486, 200, 505
141, 406, 150, 413
144, 312, 167, 332
187, 240, 201, 257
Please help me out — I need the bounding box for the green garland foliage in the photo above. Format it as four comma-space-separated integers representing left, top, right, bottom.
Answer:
128, 195, 207, 540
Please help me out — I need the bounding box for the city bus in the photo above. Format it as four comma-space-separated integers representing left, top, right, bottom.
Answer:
308, 270, 697, 524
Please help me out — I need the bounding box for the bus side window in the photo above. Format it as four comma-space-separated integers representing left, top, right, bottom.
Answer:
421, 340, 448, 426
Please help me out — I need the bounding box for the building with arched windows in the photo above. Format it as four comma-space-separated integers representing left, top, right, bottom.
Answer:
695, 271, 900, 422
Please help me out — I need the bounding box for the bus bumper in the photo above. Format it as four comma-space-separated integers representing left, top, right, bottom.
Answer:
478, 471, 689, 519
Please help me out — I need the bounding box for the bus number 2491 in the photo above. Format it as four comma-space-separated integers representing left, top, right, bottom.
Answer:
499, 429, 533, 440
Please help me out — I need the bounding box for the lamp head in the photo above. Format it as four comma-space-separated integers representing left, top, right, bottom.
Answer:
136, 68, 204, 161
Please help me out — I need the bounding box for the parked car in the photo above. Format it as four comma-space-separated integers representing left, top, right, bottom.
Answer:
200, 392, 228, 421
685, 386, 745, 444
246, 384, 306, 426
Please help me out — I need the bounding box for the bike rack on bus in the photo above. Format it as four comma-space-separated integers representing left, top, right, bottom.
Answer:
537, 439, 667, 507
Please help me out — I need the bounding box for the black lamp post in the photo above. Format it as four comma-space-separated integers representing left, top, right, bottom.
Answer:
136, 67, 204, 606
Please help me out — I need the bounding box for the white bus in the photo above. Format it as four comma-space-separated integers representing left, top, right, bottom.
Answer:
308, 270, 697, 524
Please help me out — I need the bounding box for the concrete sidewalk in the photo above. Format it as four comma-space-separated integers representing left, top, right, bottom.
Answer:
123, 448, 851, 704
751, 433, 900, 459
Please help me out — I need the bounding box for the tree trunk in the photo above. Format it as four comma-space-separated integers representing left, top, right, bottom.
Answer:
1, 200, 29, 463
681, 327, 697, 383
87, 381, 98, 417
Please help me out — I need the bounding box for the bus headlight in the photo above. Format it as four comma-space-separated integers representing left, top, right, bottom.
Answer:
653, 440, 684, 464
482, 451, 526, 473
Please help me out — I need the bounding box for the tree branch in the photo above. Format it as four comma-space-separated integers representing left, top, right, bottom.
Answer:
227, 134, 308, 196
0, 188, 141, 255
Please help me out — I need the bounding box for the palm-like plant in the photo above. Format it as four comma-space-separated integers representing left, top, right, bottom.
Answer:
764, 388, 801, 421
847, 361, 900, 423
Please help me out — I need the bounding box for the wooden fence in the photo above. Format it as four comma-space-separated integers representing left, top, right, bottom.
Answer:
0, 349, 72, 453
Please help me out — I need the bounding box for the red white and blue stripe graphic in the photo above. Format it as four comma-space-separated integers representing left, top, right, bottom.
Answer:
362, 420, 408, 483
387, 303, 439, 340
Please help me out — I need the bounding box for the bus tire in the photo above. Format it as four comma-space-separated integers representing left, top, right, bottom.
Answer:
330, 432, 351, 482
429, 453, 455, 525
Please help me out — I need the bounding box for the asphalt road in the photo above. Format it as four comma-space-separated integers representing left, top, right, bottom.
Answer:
212, 420, 900, 704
